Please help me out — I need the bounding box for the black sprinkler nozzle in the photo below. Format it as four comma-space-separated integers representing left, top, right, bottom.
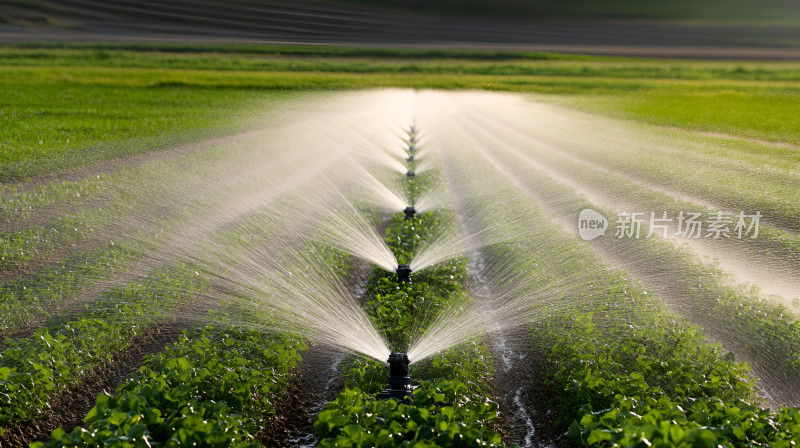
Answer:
407, 155, 414, 163
377, 353, 412, 402
403, 206, 416, 220
406, 170, 416, 179
396, 264, 412, 283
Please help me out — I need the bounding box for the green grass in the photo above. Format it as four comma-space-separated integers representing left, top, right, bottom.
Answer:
1, 44, 797, 181
550, 86, 800, 144
0, 78, 305, 181
4, 47, 800, 81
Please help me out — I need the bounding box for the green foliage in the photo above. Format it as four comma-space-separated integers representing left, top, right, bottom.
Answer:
0, 212, 97, 270
321, 169, 510, 446
0, 241, 139, 334
0, 265, 207, 430
4, 42, 800, 448
484, 239, 800, 446
0, 81, 300, 181
27, 228, 351, 445
572, 396, 800, 447
474, 180, 800, 448
4, 47, 800, 82
1, 45, 798, 184
558, 88, 800, 147
38, 328, 304, 448
315, 381, 505, 448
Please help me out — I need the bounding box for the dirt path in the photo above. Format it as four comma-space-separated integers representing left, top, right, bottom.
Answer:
438, 125, 566, 445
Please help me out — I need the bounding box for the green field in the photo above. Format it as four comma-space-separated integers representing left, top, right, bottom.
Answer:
1, 44, 798, 182
2, 43, 800, 448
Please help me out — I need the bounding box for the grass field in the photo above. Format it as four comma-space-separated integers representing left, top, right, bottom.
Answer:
1, 44, 798, 182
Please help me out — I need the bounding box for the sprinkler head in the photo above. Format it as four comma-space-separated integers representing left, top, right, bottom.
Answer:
377, 352, 412, 402
407, 155, 414, 163
406, 170, 415, 179
409, 143, 415, 152
403, 206, 416, 220
396, 264, 412, 283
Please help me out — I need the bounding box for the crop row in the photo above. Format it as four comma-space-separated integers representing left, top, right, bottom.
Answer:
0, 176, 113, 232
39, 325, 305, 448
0, 262, 209, 432
313, 131, 510, 447
472, 95, 800, 232
0, 147, 338, 342
448, 149, 800, 447
0, 241, 140, 336
1, 153, 316, 437
445, 119, 800, 393
523, 248, 800, 445
459, 111, 800, 268
30, 201, 359, 445
0, 80, 290, 182
0, 131, 302, 273
522, 145, 800, 383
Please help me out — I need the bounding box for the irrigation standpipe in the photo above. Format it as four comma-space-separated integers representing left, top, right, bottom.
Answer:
380, 124, 417, 400
376, 352, 412, 402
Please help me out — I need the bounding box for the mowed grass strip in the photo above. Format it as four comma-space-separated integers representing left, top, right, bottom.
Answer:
4, 47, 800, 81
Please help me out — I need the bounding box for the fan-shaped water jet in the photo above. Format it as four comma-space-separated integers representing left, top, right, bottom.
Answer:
313, 195, 400, 273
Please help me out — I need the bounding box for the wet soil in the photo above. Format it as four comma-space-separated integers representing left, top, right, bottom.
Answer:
486, 328, 566, 448
261, 258, 372, 447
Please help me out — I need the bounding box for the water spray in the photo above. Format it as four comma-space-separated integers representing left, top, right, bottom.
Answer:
407, 170, 416, 179
403, 206, 416, 220
396, 264, 412, 283
376, 353, 412, 402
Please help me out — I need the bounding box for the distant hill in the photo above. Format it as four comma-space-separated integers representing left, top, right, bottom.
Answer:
1, 0, 799, 59
336, 0, 800, 21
